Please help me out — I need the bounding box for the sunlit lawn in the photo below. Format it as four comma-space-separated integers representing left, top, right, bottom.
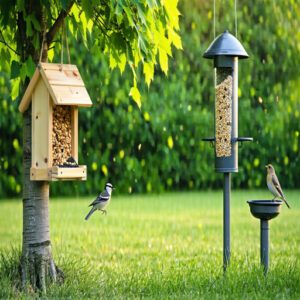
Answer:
0, 190, 299, 299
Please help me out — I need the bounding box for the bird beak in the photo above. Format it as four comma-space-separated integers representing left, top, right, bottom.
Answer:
265, 165, 268, 168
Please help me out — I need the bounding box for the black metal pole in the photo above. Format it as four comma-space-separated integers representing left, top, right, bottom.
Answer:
223, 172, 230, 271
260, 219, 269, 275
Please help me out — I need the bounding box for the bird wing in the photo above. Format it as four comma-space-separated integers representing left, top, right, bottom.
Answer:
88, 190, 110, 206
272, 174, 285, 199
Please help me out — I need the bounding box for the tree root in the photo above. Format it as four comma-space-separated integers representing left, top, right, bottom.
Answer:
20, 241, 64, 293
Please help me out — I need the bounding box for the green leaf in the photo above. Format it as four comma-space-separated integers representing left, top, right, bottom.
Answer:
159, 48, 168, 74
11, 78, 20, 100
123, 6, 135, 27
129, 86, 141, 109
25, 56, 36, 77
168, 28, 182, 49
118, 53, 126, 74
109, 53, 117, 69
30, 15, 41, 31
10, 60, 20, 79
143, 62, 154, 86
82, 0, 93, 19
137, 3, 147, 25
146, 0, 158, 9
25, 16, 33, 37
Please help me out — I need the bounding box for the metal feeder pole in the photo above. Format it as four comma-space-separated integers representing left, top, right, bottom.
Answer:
223, 172, 231, 270
260, 219, 269, 274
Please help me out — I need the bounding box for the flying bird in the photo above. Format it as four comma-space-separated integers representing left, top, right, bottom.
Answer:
266, 164, 290, 209
85, 183, 114, 220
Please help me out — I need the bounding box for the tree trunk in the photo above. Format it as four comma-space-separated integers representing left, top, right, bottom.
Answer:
17, 2, 74, 293
21, 106, 63, 293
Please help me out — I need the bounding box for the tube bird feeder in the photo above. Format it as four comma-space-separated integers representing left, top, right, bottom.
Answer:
203, 30, 253, 271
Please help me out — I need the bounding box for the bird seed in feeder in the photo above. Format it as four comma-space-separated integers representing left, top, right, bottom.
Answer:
52, 106, 72, 166
215, 68, 232, 157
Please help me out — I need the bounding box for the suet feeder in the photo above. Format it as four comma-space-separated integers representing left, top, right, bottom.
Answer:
202, 30, 253, 271
247, 200, 283, 274
19, 63, 92, 181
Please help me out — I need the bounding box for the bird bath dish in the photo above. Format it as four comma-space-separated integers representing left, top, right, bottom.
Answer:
247, 200, 282, 220
247, 200, 283, 274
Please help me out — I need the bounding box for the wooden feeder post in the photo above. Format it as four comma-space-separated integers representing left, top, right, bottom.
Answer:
19, 63, 92, 181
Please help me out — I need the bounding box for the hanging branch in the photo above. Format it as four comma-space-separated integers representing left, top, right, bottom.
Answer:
0, 29, 20, 55
46, 1, 75, 46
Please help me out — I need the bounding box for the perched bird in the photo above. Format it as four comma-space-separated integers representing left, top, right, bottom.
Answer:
85, 183, 114, 220
266, 164, 290, 209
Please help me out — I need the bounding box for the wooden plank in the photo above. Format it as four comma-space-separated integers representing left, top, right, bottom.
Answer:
19, 68, 40, 113
51, 85, 92, 106
32, 78, 51, 170
30, 168, 51, 181
51, 165, 87, 180
39, 63, 78, 71
48, 98, 53, 167
44, 70, 84, 86
45, 80, 85, 87
71, 107, 78, 161
38, 63, 93, 107
30, 166, 87, 181
39, 65, 60, 105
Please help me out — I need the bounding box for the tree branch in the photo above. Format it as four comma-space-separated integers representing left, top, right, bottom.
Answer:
0, 29, 20, 56
46, 1, 75, 46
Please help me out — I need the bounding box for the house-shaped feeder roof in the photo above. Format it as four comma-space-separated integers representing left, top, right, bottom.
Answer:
19, 63, 92, 113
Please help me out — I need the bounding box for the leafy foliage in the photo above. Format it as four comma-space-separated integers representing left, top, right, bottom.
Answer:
0, 0, 300, 197
0, 0, 182, 106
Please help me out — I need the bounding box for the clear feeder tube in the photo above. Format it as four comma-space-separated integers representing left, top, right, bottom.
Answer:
215, 68, 233, 158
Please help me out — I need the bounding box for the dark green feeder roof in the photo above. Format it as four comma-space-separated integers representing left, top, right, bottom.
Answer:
203, 30, 249, 59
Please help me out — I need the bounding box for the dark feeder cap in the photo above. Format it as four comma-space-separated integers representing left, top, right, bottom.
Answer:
203, 30, 249, 59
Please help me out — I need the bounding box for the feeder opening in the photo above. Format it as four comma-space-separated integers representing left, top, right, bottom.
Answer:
52, 105, 72, 166
215, 68, 232, 157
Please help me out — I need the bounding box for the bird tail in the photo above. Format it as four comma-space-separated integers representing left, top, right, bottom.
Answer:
85, 207, 96, 220
282, 197, 291, 209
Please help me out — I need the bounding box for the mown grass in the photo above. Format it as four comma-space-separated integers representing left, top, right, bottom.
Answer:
0, 190, 299, 299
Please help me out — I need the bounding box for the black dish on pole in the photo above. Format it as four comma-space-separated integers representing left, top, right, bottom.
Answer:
247, 200, 283, 275
248, 200, 282, 220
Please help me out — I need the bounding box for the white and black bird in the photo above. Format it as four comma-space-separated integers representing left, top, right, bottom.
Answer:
85, 183, 114, 220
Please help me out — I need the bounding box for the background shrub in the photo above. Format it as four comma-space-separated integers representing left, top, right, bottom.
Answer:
0, 0, 299, 197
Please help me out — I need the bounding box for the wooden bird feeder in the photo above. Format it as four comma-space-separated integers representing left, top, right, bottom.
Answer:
19, 63, 92, 181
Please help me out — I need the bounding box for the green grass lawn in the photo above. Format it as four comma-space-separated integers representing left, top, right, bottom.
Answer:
0, 190, 299, 299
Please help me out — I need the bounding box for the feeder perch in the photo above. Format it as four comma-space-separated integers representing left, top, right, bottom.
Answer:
19, 63, 92, 181
247, 200, 283, 274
